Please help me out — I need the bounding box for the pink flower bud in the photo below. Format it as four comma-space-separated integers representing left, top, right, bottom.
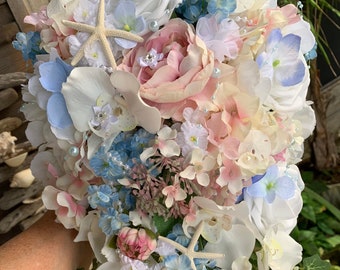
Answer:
117, 227, 157, 261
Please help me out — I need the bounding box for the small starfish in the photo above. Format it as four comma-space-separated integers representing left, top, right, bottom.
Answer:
158, 221, 225, 270
62, 0, 144, 68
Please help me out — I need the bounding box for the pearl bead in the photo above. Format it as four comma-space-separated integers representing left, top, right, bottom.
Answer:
68, 146, 79, 157
149, 21, 159, 32
212, 67, 221, 78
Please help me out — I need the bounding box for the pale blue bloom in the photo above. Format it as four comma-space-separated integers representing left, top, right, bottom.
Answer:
256, 28, 305, 87
167, 223, 191, 248
39, 58, 73, 129
87, 184, 119, 209
112, 0, 146, 49
164, 254, 192, 270
246, 165, 296, 203
194, 258, 217, 270
207, 0, 236, 22
98, 207, 130, 236
304, 43, 317, 61
12, 31, 46, 63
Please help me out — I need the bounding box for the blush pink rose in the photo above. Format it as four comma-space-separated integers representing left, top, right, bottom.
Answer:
116, 227, 157, 261
119, 18, 214, 107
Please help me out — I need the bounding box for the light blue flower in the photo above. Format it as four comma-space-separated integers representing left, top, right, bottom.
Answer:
98, 207, 130, 236
164, 254, 192, 270
87, 184, 119, 209
304, 43, 317, 61
167, 223, 192, 248
246, 165, 296, 203
207, 0, 236, 22
89, 147, 129, 182
12, 31, 46, 63
112, 0, 146, 49
39, 58, 73, 129
194, 258, 217, 270
256, 28, 305, 87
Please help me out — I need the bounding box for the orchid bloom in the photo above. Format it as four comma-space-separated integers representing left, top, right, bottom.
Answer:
62, 67, 161, 141
257, 228, 303, 270
180, 148, 215, 187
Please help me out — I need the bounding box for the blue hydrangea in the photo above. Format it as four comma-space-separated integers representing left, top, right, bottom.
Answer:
175, 0, 208, 24
87, 184, 119, 209
39, 57, 74, 129
207, 0, 236, 22
304, 43, 317, 61
167, 223, 192, 248
89, 147, 130, 182
246, 165, 296, 203
98, 207, 130, 236
164, 254, 192, 270
194, 258, 217, 270
118, 187, 136, 211
12, 31, 46, 63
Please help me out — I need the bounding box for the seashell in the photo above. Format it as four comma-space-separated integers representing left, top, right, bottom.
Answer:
10, 168, 35, 188
4, 152, 28, 167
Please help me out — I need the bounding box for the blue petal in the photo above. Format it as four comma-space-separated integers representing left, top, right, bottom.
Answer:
277, 60, 305, 86
113, 0, 136, 25
266, 29, 282, 52
47, 93, 73, 128
114, 37, 137, 49
276, 176, 296, 200
39, 58, 73, 92
246, 181, 266, 198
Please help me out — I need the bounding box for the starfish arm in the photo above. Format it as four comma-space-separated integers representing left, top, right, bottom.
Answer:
99, 33, 117, 68
71, 34, 98, 66
192, 251, 225, 259
188, 221, 204, 252
105, 29, 144, 43
98, 0, 105, 28
62, 20, 95, 33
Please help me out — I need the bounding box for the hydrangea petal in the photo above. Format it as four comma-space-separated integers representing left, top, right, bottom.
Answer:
47, 92, 73, 128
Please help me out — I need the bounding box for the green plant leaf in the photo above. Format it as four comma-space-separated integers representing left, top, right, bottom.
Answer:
303, 254, 331, 270
326, 235, 340, 248
153, 215, 179, 236
301, 204, 317, 223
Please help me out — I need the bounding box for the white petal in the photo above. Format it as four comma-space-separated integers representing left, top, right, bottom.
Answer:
62, 67, 114, 132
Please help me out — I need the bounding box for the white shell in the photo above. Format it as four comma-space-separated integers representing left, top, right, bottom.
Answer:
10, 168, 35, 188
4, 152, 28, 167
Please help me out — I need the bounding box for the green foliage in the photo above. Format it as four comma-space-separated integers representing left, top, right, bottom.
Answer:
153, 214, 179, 236
303, 254, 331, 270
293, 171, 340, 269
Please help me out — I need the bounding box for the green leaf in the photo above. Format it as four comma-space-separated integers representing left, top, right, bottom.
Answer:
301, 204, 317, 223
326, 235, 340, 248
153, 215, 179, 236
303, 254, 331, 270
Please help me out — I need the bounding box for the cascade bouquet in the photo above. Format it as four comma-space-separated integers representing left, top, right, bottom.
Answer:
14, 0, 317, 269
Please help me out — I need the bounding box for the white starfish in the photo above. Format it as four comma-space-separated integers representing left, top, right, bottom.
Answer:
62, 0, 144, 68
158, 221, 225, 270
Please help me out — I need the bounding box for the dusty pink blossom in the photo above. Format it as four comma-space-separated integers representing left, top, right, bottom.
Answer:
119, 18, 214, 117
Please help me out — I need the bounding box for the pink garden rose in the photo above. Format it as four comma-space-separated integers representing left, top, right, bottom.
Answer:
119, 18, 214, 108
116, 227, 157, 261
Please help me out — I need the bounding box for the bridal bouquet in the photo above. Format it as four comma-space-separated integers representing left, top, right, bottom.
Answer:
14, 0, 317, 269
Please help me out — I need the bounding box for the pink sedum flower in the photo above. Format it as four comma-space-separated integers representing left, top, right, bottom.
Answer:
119, 18, 214, 115
117, 227, 157, 261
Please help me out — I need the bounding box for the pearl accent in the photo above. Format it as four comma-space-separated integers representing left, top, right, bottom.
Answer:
68, 146, 80, 156
149, 21, 159, 32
